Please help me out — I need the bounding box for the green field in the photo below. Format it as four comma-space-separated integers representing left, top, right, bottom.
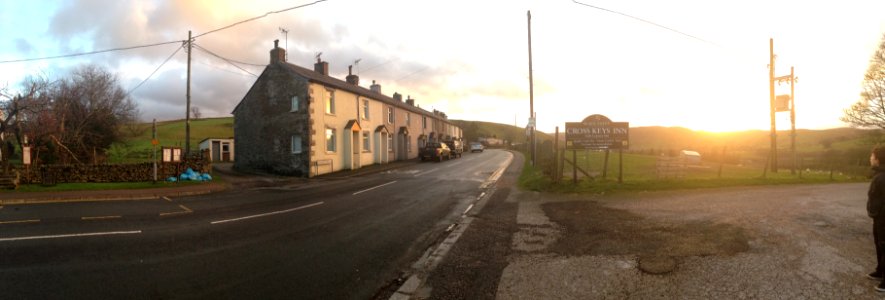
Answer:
109, 117, 234, 163
520, 149, 868, 194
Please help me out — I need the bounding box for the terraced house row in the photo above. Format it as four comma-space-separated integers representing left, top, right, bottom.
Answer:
233, 40, 463, 177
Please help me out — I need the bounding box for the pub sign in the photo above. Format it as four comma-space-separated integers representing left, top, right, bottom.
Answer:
565, 114, 629, 150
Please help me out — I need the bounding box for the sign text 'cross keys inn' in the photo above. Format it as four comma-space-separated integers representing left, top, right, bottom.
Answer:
565, 114, 629, 150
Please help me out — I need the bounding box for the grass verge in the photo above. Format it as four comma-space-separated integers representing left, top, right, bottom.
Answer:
517, 151, 868, 194
2, 176, 223, 193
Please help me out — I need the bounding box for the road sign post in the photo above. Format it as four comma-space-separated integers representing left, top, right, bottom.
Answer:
565, 114, 630, 184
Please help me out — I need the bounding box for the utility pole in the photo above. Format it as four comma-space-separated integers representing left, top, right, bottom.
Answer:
185, 30, 192, 158
527, 10, 536, 166
768, 38, 778, 173
152, 118, 157, 183
789, 66, 796, 175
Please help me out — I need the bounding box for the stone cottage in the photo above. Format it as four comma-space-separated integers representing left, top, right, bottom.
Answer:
232, 40, 462, 177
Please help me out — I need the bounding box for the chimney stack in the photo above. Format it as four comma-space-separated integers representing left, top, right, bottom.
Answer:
269, 39, 286, 64
393, 92, 402, 102
405, 95, 415, 106
370, 80, 381, 93
314, 57, 329, 76
345, 65, 359, 85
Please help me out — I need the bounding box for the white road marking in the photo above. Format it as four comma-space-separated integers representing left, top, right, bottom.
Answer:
210, 202, 324, 225
462, 204, 475, 215
415, 168, 439, 177
480, 153, 513, 189
163, 196, 172, 202
0, 230, 141, 242
353, 181, 398, 195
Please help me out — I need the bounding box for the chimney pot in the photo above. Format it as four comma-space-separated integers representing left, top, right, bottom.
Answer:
370, 80, 382, 93
345, 65, 359, 85
314, 60, 329, 76
269, 40, 286, 64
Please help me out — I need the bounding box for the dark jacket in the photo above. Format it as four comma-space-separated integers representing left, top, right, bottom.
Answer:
868, 166, 885, 218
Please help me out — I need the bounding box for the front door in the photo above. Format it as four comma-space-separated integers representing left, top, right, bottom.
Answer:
211, 141, 221, 162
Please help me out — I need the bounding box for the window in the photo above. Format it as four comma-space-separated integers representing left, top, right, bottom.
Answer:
290, 96, 300, 112
291, 135, 302, 154
362, 131, 371, 152
422, 116, 427, 129
388, 134, 394, 152
362, 100, 370, 120
387, 107, 394, 124
406, 113, 411, 125
407, 138, 412, 153
325, 90, 335, 114
325, 128, 336, 152
274, 138, 281, 153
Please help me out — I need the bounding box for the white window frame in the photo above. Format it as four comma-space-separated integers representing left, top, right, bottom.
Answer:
362, 99, 370, 120
325, 128, 337, 153
325, 89, 336, 115
291, 135, 302, 154
290, 95, 300, 112
388, 134, 394, 153
422, 116, 427, 129
362, 131, 371, 152
387, 106, 394, 124
406, 112, 411, 125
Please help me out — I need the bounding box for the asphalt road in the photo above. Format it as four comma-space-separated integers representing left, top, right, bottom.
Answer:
0, 149, 513, 300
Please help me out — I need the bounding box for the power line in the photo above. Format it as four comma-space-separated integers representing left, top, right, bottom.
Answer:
572, 0, 718, 46
395, 66, 431, 82
126, 44, 184, 96
0, 40, 184, 64
192, 44, 259, 77
194, 0, 329, 38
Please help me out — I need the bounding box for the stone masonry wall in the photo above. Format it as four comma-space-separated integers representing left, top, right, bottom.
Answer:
233, 64, 311, 176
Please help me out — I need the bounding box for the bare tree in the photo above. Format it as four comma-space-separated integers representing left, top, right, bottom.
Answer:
19, 65, 139, 164
191, 106, 202, 120
842, 33, 885, 129
0, 75, 53, 159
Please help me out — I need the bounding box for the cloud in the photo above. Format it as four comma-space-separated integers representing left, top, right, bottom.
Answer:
14, 39, 34, 54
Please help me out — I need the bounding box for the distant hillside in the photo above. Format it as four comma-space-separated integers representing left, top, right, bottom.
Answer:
114, 117, 880, 165
110, 117, 234, 163
449, 119, 552, 145
627, 126, 879, 154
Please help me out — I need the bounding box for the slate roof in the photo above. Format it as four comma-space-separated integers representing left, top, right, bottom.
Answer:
279, 62, 441, 118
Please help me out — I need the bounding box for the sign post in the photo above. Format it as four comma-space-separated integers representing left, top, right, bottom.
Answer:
565, 114, 629, 184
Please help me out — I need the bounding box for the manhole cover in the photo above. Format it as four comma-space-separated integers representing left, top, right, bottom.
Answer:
638, 255, 676, 275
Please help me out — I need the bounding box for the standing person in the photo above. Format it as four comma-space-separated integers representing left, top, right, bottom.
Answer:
868, 146, 885, 292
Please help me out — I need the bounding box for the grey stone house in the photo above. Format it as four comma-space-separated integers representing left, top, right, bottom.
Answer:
232, 40, 462, 177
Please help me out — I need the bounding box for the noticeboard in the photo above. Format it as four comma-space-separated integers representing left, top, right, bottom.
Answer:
565, 114, 629, 150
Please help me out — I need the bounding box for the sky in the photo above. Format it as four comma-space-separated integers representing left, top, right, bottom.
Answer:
1, 0, 884, 133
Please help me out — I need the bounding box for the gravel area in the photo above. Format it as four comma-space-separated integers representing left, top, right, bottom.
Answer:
498, 183, 879, 299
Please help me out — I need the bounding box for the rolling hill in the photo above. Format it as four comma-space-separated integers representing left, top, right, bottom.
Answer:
113, 117, 881, 165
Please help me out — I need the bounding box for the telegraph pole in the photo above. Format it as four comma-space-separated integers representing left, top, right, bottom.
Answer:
185, 30, 192, 158
768, 38, 778, 173
152, 118, 157, 183
790, 66, 796, 175
527, 10, 536, 166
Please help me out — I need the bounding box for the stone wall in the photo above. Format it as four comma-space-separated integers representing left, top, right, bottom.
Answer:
17, 160, 209, 184
233, 64, 311, 176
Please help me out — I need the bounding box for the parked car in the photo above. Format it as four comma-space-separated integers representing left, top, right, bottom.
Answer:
420, 142, 452, 162
469, 142, 484, 153
444, 140, 463, 158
